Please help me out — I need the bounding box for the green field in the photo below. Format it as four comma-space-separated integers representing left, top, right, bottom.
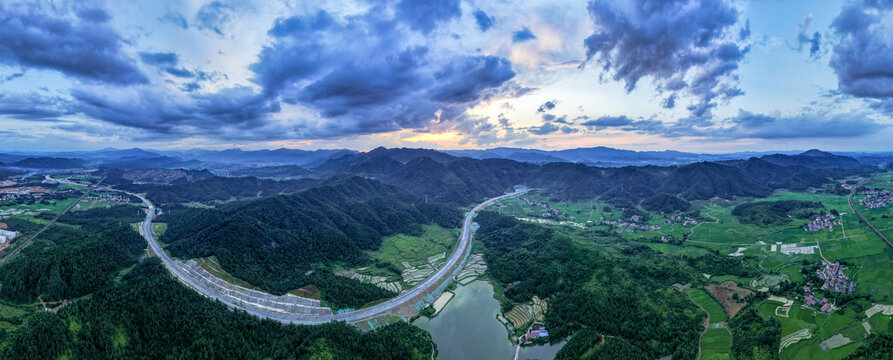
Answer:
690, 288, 727, 323
756, 300, 869, 359
869, 313, 891, 334
701, 327, 731, 360
152, 223, 168, 237
0, 301, 33, 332
368, 224, 459, 267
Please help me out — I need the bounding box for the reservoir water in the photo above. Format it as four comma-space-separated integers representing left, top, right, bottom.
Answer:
414, 280, 564, 360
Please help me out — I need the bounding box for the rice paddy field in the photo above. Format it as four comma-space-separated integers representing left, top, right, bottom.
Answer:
690, 288, 727, 323
497, 173, 893, 359
368, 224, 459, 268
758, 299, 871, 359
701, 327, 731, 360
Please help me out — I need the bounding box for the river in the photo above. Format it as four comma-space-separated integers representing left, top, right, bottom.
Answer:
414, 280, 565, 360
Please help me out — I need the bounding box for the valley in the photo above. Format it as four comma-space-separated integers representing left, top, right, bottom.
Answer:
0, 147, 891, 359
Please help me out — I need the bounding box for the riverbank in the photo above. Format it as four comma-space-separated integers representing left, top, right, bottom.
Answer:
414, 280, 564, 359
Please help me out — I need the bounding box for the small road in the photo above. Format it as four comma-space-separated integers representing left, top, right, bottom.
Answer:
0, 177, 103, 263
137, 189, 527, 324
848, 189, 893, 249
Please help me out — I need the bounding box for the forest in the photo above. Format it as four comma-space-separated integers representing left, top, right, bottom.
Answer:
474, 212, 710, 359
4, 260, 435, 359
0, 215, 144, 303
120, 176, 320, 205
731, 200, 825, 226
159, 176, 462, 304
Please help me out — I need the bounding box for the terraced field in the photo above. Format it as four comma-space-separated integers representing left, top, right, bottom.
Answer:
690, 288, 727, 323
370, 224, 458, 267
701, 327, 731, 360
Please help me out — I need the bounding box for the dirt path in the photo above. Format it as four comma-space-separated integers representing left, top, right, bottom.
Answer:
687, 291, 710, 360
684, 207, 719, 242
686, 288, 732, 360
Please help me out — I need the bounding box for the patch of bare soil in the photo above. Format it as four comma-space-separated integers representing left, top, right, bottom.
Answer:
291, 285, 320, 300
706, 280, 754, 318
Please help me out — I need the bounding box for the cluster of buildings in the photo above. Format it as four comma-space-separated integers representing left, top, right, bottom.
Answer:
666, 215, 698, 226
523, 324, 549, 344
596, 217, 661, 233
816, 260, 856, 293
521, 198, 575, 220
0, 208, 32, 217
859, 189, 893, 209
776, 243, 819, 255
1, 187, 52, 201
0, 228, 17, 244
804, 214, 838, 232
802, 287, 832, 313
86, 193, 132, 202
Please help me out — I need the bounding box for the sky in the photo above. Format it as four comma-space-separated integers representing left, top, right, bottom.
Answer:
1, 0, 892, 153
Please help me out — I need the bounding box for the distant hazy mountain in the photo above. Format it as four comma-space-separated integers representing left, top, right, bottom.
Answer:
162, 148, 350, 166
447, 146, 740, 166
761, 149, 862, 169
312, 147, 455, 172
13, 157, 85, 169
100, 156, 202, 170
229, 165, 311, 178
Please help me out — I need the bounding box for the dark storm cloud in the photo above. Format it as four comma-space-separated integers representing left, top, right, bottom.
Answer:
580, 115, 632, 127
139, 51, 199, 79
66, 2, 515, 142
76, 8, 110, 23
70, 86, 281, 139
247, 8, 516, 138
527, 122, 559, 135
0, 3, 147, 85
537, 100, 556, 112
560, 126, 579, 134
395, 0, 461, 35
0, 93, 72, 122
2, 73, 25, 82
429, 56, 515, 103
512, 27, 536, 43
139, 52, 178, 66
165, 67, 195, 78
585, 109, 884, 140
583, 0, 747, 119
796, 15, 822, 59
720, 110, 883, 139
830, 0, 893, 115
473, 9, 495, 32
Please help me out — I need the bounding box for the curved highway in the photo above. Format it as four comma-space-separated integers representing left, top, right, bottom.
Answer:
136, 189, 526, 324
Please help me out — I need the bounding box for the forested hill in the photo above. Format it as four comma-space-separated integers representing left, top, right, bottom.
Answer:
307, 149, 871, 207
160, 176, 461, 296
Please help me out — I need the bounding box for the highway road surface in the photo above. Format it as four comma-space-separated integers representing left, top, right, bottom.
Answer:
136, 189, 526, 324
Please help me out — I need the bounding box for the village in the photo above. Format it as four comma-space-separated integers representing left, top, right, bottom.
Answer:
816, 260, 856, 294
520, 197, 576, 221
859, 189, 893, 209
85, 193, 133, 203
594, 216, 661, 233
804, 213, 839, 232
798, 260, 857, 313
